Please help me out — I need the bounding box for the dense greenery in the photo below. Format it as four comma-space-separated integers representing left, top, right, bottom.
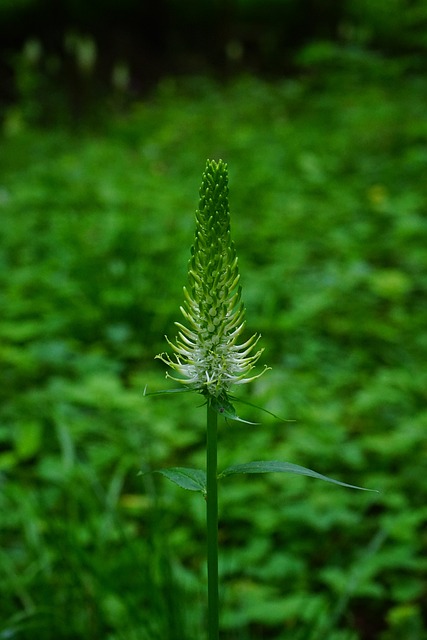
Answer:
1, 65, 427, 639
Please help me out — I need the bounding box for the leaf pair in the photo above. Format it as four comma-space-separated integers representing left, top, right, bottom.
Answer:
150, 461, 378, 495
144, 386, 291, 425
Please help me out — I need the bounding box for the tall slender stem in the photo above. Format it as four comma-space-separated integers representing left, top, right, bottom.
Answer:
206, 401, 219, 640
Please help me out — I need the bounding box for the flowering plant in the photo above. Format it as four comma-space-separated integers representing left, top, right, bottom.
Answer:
156, 159, 268, 413
147, 160, 375, 640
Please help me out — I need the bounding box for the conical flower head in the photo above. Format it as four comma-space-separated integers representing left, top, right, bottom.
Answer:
157, 159, 268, 401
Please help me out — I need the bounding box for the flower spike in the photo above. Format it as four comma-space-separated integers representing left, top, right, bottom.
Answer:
156, 159, 269, 403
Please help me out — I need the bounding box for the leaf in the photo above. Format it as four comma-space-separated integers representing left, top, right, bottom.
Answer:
153, 467, 207, 494
219, 460, 378, 492
228, 394, 295, 423
143, 385, 192, 397
210, 394, 260, 424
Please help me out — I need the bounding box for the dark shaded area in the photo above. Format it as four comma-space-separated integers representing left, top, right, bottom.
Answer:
1, 0, 427, 123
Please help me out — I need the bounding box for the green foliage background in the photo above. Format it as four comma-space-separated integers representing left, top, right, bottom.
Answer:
1, 64, 427, 638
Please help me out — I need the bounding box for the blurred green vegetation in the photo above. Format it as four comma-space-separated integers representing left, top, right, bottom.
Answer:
1, 61, 427, 639
2, 0, 427, 127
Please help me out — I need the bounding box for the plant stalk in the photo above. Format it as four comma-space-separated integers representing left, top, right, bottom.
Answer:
206, 401, 219, 640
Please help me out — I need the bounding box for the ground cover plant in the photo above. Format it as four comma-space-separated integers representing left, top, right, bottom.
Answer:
1, 66, 427, 639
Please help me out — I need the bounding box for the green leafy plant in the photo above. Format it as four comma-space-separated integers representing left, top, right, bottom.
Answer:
2, 71, 427, 640
148, 159, 375, 640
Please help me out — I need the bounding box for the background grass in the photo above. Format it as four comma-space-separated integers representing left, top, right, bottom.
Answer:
1, 66, 427, 639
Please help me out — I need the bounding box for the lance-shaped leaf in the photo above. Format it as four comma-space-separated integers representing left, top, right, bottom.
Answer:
219, 460, 378, 492
154, 467, 207, 494
210, 393, 259, 424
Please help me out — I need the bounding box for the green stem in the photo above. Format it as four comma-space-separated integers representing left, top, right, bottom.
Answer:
206, 400, 219, 640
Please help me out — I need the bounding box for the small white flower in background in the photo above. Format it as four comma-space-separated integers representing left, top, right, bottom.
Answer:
156, 159, 269, 405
